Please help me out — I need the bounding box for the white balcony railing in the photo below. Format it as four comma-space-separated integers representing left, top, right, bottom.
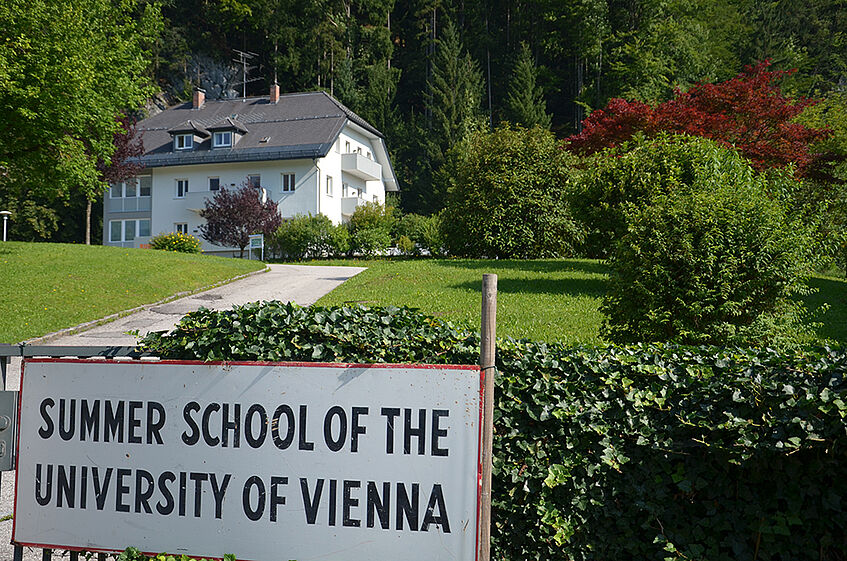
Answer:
105, 196, 152, 213
341, 153, 381, 181
341, 196, 364, 216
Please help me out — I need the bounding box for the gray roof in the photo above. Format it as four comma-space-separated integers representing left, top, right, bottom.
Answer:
135, 91, 385, 169
167, 119, 210, 137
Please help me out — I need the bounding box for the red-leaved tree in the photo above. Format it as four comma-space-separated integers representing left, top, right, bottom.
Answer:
92, 114, 143, 244
567, 62, 837, 181
200, 183, 282, 257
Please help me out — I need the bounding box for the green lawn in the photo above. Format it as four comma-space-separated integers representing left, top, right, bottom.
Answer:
312, 258, 847, 345
314, 259, 608, 344
0, 242, 264, 343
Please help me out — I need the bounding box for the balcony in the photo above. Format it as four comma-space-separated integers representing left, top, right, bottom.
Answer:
341, 153, 381, 181
182, 190, 216, 213
105, 196, 151, 213
341, 196, 364, 217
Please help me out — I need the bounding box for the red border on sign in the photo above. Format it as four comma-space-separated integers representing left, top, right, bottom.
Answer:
13, 358, 484, 561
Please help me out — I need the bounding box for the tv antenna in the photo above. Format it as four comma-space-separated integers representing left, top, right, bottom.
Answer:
232, 49, 263, 100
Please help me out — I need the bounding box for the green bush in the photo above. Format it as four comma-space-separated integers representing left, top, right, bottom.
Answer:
271, 214, 348, 260
571, 134, 761, 258
394, 212, 445, 256
138, 301, 475, 364
348, 201, 395, 256
601, 170, 820, 347
441, 125, 583, 258
149, 232, 202, 253
396, 234, 415, 255
139, 302, 847, 561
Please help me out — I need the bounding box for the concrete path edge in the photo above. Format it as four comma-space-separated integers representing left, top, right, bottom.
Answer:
25, 265, 270, 345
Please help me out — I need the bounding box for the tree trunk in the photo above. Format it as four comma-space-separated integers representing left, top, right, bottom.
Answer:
85, 199, 92, 245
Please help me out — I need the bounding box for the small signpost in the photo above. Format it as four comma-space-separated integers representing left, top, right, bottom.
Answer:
248, 233, 263, 261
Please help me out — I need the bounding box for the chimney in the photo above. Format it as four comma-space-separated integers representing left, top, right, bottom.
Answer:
192, 88, 206, 109
269, 82, 280, 104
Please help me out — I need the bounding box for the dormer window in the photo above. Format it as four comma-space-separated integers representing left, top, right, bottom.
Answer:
168, 121, 209, 150
213, 131, 232, 148
174, 134, 193, 150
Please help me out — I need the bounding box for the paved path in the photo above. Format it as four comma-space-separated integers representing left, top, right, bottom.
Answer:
0, 263, 365, 560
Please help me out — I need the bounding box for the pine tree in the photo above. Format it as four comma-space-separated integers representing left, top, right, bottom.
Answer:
426, 18, 485, 155
504, 42, 551, 129
416, 17, 484, 213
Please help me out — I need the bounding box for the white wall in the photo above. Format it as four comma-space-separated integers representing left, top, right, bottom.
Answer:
150, 159, 319, 253
334, 126, 388, 210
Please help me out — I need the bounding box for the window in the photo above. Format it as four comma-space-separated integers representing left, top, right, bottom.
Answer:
109, 219, 149, 242
357, 147, 362, 155
326, 175, 333, 196
176, 179, 188, 198
139, 176, 152, 197
281, 173, 296, 192
373, 195, 378, 203
110, 177, 151, 198
109, 221, 122, 242
124, 220, 136, 241
345, 141, 351, 153
367, 151, 372, 160
213, 131, 232, 148
175, 223, 188, 234
342, 183, 349, 198
247, 174, 261, 188
174, 134, 193, 150
209, 177, 220, 191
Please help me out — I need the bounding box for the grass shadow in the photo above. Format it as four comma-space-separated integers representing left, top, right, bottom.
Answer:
432, 258, 610, 276
803, 276, 847, 342
450, 276, 609, 297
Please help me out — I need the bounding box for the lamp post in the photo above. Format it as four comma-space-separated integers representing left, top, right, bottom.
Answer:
0, 211, 10, 242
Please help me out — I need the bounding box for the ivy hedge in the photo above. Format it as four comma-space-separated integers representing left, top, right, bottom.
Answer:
118, 548, 234, 561
139, 302, 847, 560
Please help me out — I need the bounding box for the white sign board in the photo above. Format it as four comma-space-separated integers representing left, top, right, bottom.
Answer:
15, 359, 482, 561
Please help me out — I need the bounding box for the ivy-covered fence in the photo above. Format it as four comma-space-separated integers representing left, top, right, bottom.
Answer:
139, 302, 847, 560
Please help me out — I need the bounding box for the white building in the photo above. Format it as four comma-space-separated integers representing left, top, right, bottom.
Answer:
103, 85, 399, 255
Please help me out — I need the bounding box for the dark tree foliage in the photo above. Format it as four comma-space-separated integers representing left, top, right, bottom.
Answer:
96, 115, 144, 185
199, 183, 282, 257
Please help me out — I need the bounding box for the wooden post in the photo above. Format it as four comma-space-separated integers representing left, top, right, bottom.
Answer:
478, 273, 497, 561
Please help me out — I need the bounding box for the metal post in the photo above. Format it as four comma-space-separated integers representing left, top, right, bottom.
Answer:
478, 274, 497, 561
0, 211, 10, 242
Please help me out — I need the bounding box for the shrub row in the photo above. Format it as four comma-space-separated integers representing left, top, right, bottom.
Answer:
268, 204, 444, 259
139, 302, 847, 560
